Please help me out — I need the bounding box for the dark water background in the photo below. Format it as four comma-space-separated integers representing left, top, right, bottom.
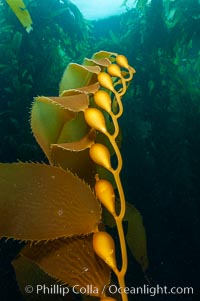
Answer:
0, 0, 199, 300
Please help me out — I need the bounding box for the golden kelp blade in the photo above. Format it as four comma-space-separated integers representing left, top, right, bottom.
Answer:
31, 96, 76, 161
49, 93, 89, 111
6, 0, 33, 33
21, 235, 111, 296
0, 163, 100, 241
92, 51, 117, 61
50, 129, 96, 185
83, 57, 111, 67
60, 82, 100, 95
31, 97, 91, 162
59, 63, 100, 94
12, 256, 66, 301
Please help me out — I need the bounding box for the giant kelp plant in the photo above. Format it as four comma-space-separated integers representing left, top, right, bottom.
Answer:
0, 51, 148, 301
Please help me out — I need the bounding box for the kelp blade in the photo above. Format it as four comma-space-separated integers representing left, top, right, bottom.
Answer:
103, 201, 148, 272
125, 202, 148, 271
12, 256, 66, 301
59, 63, 100, 94
50, 129, 96, 185
6, 0, 33, 33
0, 163, 100, 241
31, 96, 76, 161
31, 97, 91, 162
21, 235, 111, 297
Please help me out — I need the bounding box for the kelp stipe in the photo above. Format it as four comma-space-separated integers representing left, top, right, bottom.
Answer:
84, 54, 136, 301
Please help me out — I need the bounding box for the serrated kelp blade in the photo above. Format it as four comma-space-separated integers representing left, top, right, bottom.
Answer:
59, 63, 100, 94
56, 112, 90, 144
0, 163, 101, 241
51, 148, 96, 186
91, 51, 117, 61
52, 128, 96, 152
12, 255, 66, 301
49, 92, 89, 112
31, 97, 75, 161
21, 235, 111, 297
60, 83, 100, 96
50, 130, 96, 185
83, 58, 111, 68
